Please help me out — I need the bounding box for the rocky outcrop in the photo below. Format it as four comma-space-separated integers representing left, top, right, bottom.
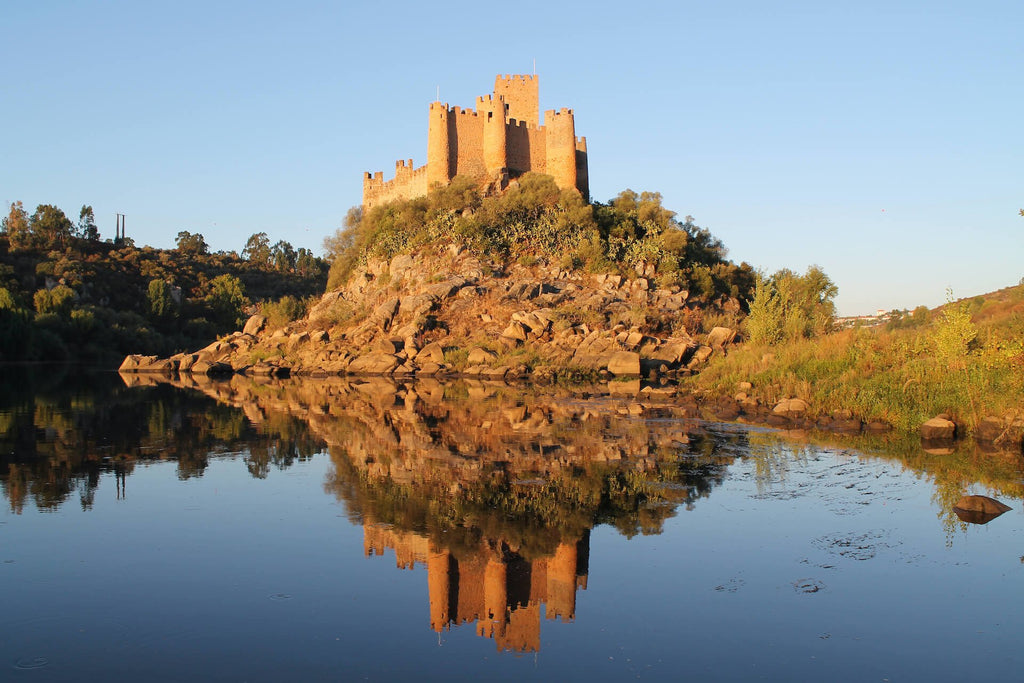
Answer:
119, 355, 176, 373
119, 250, 743, 382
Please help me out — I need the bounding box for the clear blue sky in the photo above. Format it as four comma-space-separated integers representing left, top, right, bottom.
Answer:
2, 0, 1020, 314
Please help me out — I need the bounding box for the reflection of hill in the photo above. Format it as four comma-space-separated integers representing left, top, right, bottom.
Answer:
137, 374, 749, 652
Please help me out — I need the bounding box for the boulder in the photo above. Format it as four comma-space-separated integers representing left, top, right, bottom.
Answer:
953, 495, 1012, 524
706, 327, 736, 349
773, 398, 809, 418
346, 352, 401, 375
423, 277, 466, 300
501, 321, 529, 342
954, 495, 1011, 515
416, 362, 443, 376
974, 417, 1005, 443
468, 347, 498, 365
507, 281, 540, 301
370, 298, 400, 331
607, 351, 641, 376
416, 341, 446, 364
242, 315, 267, 337
389, 254, 415, 279
649, 338, 693, 366
174, 353, 198, 372
118, 355, 158, 372
190, 360, 234, 376
686, 345, 714, 368
920, 416, 956, 440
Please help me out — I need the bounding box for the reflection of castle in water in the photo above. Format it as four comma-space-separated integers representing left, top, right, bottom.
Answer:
364, 524, 589, 653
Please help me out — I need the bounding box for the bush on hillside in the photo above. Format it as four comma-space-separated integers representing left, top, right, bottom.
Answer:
325, 174, 755, 303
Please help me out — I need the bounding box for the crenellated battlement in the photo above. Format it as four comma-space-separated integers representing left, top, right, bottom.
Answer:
497, 73, 536, 83
361, 74, 589, 210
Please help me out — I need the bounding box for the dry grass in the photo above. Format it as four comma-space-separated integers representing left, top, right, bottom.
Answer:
686, 285, 1024, 433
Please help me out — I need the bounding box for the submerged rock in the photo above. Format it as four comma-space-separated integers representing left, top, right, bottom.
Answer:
953, 495, 1012, 524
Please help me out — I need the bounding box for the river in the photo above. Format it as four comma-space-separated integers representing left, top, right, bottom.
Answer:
1, 367, 1021, 681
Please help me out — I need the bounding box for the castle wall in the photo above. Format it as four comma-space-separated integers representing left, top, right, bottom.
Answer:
505, 120, 545, 177
451, 107, 486, 179
363, 160, 429, 211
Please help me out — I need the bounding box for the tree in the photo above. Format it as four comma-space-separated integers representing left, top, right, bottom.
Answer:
2, 201, 31, 249
204, 274, 249, 328
271, 240, 296, 272
745, 275, 784, 345
933, 289, 977, 370
29, 205, 74, 250
295, 248, 322, 277
743, 265, 838, 344
34, 284, 75, 317
147, 279, 176, 320
175, 231, 208, 256
0, 287, 32, 360
243, 232, 272, 267
78, 205, 99, 240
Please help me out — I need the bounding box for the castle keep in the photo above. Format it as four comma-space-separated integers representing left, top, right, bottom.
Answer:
362, 75, 589, 209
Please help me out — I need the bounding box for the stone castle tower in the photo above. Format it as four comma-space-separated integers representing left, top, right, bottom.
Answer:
362, 75, 589, 210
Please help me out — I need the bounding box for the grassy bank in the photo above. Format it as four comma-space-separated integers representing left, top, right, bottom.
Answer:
685, 284, 1024, 433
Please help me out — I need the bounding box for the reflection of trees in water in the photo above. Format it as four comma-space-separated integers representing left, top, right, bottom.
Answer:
7, 371, 1021, 551
758, 427, 1024, 546
745, 430, 814, 495
0, 371, 323, 512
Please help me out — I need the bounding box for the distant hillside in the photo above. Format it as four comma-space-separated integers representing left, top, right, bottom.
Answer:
0, 203, 327, 363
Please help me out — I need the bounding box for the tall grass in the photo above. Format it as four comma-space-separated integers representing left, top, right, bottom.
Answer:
687, 285, 1024, 433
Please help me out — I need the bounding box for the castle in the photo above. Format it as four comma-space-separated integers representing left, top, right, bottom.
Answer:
362, 74, 589, 210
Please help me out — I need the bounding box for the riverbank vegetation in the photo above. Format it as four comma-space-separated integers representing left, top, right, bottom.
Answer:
691, 283, 1024, 433
0, 202, 327, 363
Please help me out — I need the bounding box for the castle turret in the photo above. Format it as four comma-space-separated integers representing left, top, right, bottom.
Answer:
428, 549, 452, 632
575, 136, 589, 201
494, 74, 538, 127
544, 108, 578, 194
477, 95, 508, 177
427, 102, 452, 188
478, 556, 508, 639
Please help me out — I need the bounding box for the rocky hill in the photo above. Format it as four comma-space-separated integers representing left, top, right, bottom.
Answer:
122, 243, 743, 382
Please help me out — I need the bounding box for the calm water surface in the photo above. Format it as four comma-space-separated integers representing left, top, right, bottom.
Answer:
2, 368, 1022, 681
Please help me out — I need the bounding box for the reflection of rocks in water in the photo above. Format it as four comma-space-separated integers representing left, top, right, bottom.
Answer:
364, 523, 589, 652
952, 495, 1012, 525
